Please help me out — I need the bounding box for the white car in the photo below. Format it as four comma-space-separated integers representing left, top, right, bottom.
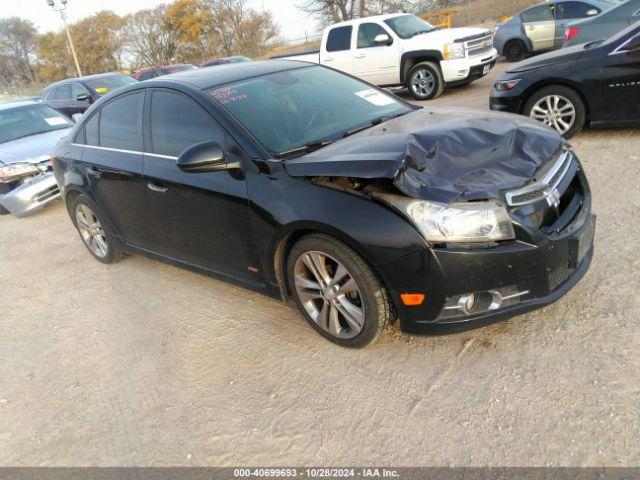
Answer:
274, 13, 498, 100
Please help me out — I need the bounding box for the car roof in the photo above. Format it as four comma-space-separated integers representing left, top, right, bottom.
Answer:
156, 60, 312, 89
45, 72, 127, 89
0, 99, 41, 111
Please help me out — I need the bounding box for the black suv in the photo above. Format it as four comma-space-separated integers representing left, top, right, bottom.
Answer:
53, 61, 595, 347
43, 73, 138, 118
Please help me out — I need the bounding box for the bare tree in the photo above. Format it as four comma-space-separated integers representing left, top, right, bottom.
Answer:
124, 6, 179, 68
297, 0, 417, 24
0, 18, 39, 88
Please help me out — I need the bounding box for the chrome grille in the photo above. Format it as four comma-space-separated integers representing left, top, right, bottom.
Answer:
465, 34, 494, 57
506, 151, 573, 207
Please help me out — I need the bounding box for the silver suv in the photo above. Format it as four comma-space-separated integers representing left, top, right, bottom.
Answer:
494, 0, 617, 61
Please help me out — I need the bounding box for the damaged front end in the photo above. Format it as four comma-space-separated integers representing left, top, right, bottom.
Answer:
0, 159, 60, 217
284, 108, 595, 332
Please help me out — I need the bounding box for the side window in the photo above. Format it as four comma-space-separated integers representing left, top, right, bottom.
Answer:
99, 92, 143, 151
56, 84, 72, 101
71, 83, 88, 99
138, 71, 155, 81
85, 112, 100, 146
149, 90, 224, 158
521, 4, 554, 22
357, 23, 389, 48
326, 26, 353, 52
557, 1, 599, 20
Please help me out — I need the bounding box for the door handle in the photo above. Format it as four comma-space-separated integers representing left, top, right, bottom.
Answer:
527, 26, 536, 30
355, 53, 366, 59
147, 182, 168, 194
324, 57, 334, 62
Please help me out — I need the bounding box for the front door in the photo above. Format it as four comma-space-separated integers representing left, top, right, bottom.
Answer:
320, 25, 355, 75
521, 3, 557, 51
599, 32, 640, 123
79, 91, 163, 249
353, 22, 399, 85
142, 89, 253, 279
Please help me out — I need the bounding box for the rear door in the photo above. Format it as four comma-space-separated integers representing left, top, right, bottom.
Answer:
321, 25, 355, 75
142, 88, 253, 279
599, 32, 640, 123
51, 83, 74, 116
521, 3, 557, 51
78, 91, 163, 249
555, 1, 602, 46
353, 22, 400, 85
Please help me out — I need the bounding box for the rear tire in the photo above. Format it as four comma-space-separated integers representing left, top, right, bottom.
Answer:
406, 61, 444, 101
504, 40, 527, 62
287, 233, 391, 348
70, 194, 123, 264
523, 85, 586, 138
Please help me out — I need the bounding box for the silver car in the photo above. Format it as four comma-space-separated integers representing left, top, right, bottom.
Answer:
494, 0, 617, 61
0, 100, 73, 217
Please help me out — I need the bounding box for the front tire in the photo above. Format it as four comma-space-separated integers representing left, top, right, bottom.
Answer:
523, 85, 586, 138
70, 194, 122, 264
287, 234, 391, 348
407, 61, 444, 101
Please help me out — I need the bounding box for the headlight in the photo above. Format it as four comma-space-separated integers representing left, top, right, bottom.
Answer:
443, 42, 466, 60
0, 163, 40, 183
377, 194, 515, 243
494, 79, 521, 92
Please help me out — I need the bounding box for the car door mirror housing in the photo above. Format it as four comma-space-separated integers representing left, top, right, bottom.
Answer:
76, 93, 91, 102
177, 141, 235, 173
71, 113, 83, 123
374, 34, 392, 46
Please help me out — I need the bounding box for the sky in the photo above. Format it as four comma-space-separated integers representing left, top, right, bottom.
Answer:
2, 0, 320, 41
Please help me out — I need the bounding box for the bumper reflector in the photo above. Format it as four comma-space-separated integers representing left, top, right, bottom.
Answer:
401, 293, 425, 306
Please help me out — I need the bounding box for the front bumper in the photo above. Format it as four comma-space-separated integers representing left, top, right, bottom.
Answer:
0, 172, 61, 217
441, 49, 498, 84
489, 89, 523, 113
377, 201, 595, 335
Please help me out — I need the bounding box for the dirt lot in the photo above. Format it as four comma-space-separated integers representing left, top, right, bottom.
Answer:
2, 62, 640, 467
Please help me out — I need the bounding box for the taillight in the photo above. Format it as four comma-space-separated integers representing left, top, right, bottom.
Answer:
50, 154, 57, 168
565, 27, 580, 42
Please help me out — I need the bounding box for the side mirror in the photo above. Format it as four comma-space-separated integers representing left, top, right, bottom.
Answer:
71, 113, 83, 123
374, 33, 392, 46
586, 9, 598, 16
76, 93, 91, 102
177, 141, 238, 173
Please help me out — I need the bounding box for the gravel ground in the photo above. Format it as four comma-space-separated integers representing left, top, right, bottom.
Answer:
1, 62, 640, 467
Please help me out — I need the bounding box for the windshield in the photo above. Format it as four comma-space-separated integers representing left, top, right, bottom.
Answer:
384, 15, 436, 39
209, 65, 412, 156
0, 104, 72, 144
86, 75, 138, 96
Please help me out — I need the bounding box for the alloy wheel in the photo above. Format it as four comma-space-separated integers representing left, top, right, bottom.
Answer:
530, 95, 576, 135
411, 69, 435, 98
75, 204, 108, 259
293, 251, 365, 339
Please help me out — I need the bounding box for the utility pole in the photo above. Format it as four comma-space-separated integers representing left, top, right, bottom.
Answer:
46, 0, 83, 77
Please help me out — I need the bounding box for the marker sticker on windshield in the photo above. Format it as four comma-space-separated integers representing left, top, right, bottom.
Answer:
45, 117, 67, 126
355, 89, 395, 106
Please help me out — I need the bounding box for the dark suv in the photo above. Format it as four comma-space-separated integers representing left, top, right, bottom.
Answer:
43, 73, 138, 118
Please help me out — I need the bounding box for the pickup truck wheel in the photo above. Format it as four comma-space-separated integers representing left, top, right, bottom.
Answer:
287, 233, 390, 348
407, 62, 444, 100
524, 86, 586, 138
504, 40, 527, 62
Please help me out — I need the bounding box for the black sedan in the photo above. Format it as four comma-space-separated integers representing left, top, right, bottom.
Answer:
490, 22, 640, 138
53, 61, 595, 347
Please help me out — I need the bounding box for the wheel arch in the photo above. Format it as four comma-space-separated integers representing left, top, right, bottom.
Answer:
519, 80, 591, 122
400, 50, 443, 84
271, 222, 398, 316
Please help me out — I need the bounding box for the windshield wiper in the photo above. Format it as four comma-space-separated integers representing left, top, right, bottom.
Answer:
275, 139, 333, 159
342, 112, 408, 138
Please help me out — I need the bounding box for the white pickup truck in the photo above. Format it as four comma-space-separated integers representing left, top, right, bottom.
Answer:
274, 13, 498, 100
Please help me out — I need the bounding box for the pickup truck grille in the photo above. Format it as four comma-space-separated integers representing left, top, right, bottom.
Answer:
465, 34, 494, 57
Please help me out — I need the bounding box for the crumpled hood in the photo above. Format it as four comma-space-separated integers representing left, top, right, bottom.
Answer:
284, 108, 563, 204
0, 128, 71, 166
506, 44, 586, 73
402, 27, 490, 50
